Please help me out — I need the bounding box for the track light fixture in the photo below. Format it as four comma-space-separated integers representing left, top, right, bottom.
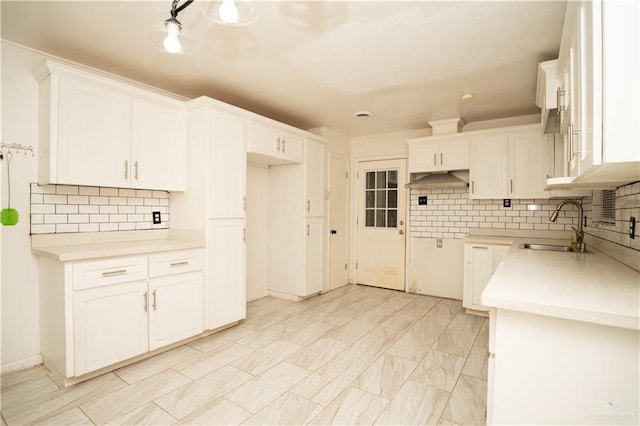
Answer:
148, 0, 258, 55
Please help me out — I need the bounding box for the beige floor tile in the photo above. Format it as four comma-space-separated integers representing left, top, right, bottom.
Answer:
385, 330, 435, 362
410, 313, 450, 339
282, 321, 337, 347
448, 312, 485, 334
231, 339, 302, 375
434, 329, 477, 357
154, 365, 253, 419
374, 381, 450, 425
409, 295, 441, 309
1, 372, 126, 425
1, 414, 6, 426
0, 365, 51, 390
357, 306, 396, 324
242, 309, 297, 331
475, 319, 489, 348
439, 298, 463, 307
348, 297, 384, 314
285, 337, 347, 372
354, 354, 417, 399
314, 297, 355, 314
243, 391, 322, 425
235, 323, 297, 349
439, 419, 462, 425
225, 362, 311, 413
34, 407, 93, 425
322, 319, 376, 345
462, 346, 489, 380
0, 373, 59, 410
338, 334, 397, 366
398, 303, 431, 319
187, 325, 255, 353
441, 374, 487, 425
320, 307, 360, 326
177, 398, 252, 425
281, 309, 330, 329
80, 370, 190, 424
291, 358, 366, 406
409, 350, 466, 392
105, 403, 176, 425
176, 342, 254, 380
379, 295, 414, 310
309, 386, 389, 425
426, 302, 463, 323
370, 314, 417, 338
114, 345, 201, 384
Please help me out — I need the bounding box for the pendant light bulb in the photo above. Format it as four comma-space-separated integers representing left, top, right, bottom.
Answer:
163, 20, 182, 54
219, 0, 239, 24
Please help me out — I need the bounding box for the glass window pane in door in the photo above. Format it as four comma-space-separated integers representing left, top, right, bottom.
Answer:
388, 170, 398, 188
376, 171, 386, 189
376, 190, 386, 208
388, 190, 397, 208
387, 210, 397, 228
366, 172, 375, 189
366, 209, 375, 227
366, 191, 375, 208
376, 210, 386, 227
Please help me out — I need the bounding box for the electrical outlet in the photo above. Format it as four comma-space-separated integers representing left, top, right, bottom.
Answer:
436, 239, 443, 248
503, 199, 511, 208
418, 196, 428, 205
152, 211, 162, 224
630, 217, 636, 239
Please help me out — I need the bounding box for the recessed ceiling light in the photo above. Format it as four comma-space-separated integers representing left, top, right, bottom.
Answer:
461, 93, 474, 101
354, 111, 372, 118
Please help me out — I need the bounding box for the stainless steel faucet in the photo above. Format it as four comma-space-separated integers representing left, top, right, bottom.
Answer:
549, 200, 586, 252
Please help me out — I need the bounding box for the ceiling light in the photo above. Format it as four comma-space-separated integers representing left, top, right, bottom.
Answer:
461, 93, 474, 101
201, 0, 258, 26
149, 0, 258, 55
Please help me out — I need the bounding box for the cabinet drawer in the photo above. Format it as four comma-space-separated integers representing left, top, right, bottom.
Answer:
149, 249, 204, 278
73, 256, 148, 290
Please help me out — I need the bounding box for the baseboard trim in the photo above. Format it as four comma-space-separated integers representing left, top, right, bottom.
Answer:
1, 354, 43, 375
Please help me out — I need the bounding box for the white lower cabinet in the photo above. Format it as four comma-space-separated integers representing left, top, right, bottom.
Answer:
463, 243, 510, 312
303, 217, 325, 297
208, 219, 246, 329
73, 281, 148, 376
40, 248, 204, 381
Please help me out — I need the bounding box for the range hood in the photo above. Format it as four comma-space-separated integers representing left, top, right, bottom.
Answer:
405, 171, 469, 189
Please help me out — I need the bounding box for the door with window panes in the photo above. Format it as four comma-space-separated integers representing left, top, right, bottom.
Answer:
356, 159, 406, 290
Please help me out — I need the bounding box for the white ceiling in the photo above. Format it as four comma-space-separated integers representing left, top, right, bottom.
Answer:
1, 1, 567, 137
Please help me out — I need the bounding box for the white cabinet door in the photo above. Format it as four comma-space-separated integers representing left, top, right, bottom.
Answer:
209, 219, 246, 329
409, 141, 439, 173
73, 281, 148, 376
470, 135, 508, 199
439, 138, 470, 170
279, 130, 303, 163
247, 121, 303, 164
131, 98, 186, 191
508, 132, 551, 199
209, 110, 247, 219
56, 76, 131, 188
463, 244, 494, 311
148, 272, 203, 350
303, 218, 325, 296
304, 139, 325, 217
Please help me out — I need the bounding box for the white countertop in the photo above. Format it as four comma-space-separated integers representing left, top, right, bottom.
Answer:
32, 231, 205, 262
476, 235, 640, 330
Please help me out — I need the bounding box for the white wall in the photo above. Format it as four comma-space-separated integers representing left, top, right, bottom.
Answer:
1, 42, 44, 370
246, 164, 269, 301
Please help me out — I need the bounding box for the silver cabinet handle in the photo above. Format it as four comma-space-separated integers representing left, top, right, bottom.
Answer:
281, 138, 286, 153
242, 227, 246, 242
306, 224, 310, 236
134, 161, 139, 180
306, 200, 311, 212
102, 269, 127, 277
440, 152, 443, 165
170, 261, 189, 267
472, 246, 489, 250
433, 153, 437, 166
471, 181, 475, 194
571, 126, 581, 157
152, 290, 157, 310
243, 196, 246, 211
124, 160, 128, 179
143, 291, 148, 312
276, 137, 281, 152
510, 179, 513, 193
557, 88, 565, 112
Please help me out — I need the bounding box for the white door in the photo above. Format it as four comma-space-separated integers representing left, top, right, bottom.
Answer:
356, 159, 406, 291
329, 155, 349, 291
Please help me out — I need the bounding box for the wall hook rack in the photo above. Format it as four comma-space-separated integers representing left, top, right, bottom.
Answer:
0, 143, 35, 160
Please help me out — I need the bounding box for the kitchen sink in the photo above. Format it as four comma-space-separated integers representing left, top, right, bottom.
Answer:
519, 243, 589, 253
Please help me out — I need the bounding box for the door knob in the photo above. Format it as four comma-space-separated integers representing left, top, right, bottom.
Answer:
399, 230, 405, 235
330, 229, 337, 235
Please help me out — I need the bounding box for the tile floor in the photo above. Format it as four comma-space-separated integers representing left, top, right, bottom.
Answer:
0, 284, 488, 425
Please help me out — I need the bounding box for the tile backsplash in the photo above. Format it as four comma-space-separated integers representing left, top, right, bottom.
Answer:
409, 181, 640, 252
30, 184, 169, 235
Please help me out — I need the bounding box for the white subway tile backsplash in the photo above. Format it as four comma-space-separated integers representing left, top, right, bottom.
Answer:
30, 183, 169, 235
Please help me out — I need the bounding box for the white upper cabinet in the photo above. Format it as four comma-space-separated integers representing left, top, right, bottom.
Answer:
247, 120, 303, 165
35, 60, 187, 191
131, 97, 186, 191
408, 136, 470, 173
555, 0, 640, 186
470, 126, 551, 199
